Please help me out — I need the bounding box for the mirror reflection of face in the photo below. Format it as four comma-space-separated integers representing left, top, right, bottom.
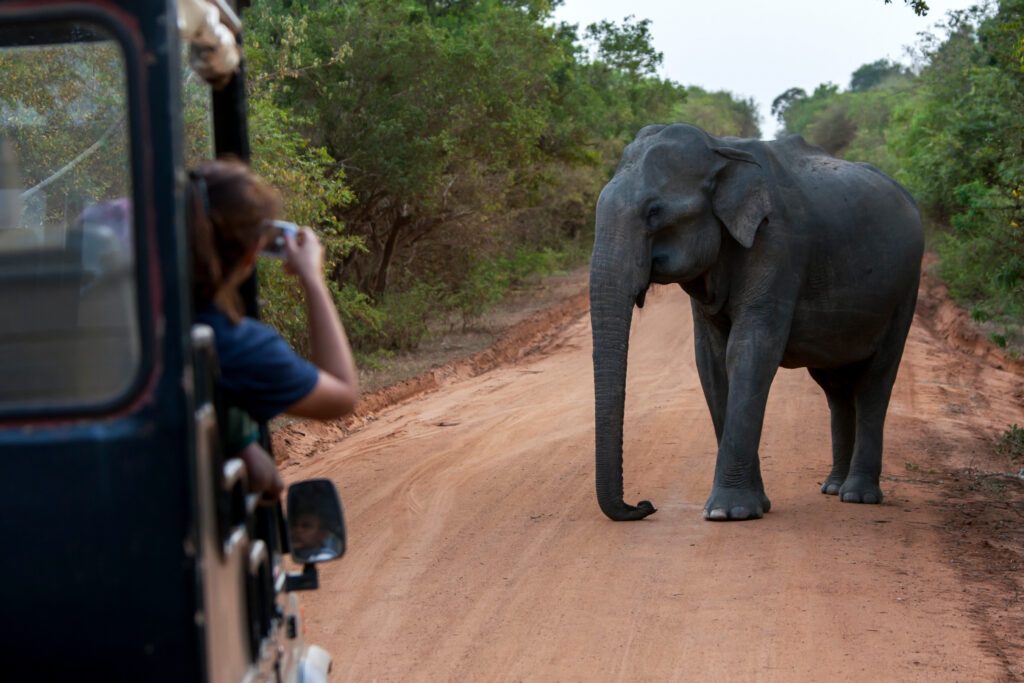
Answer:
290, 512, 329, 551
287, 479, 345, 562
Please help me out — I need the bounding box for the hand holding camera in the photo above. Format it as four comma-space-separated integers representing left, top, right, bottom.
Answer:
260, 219, 298, 259
262, 220, 325, 288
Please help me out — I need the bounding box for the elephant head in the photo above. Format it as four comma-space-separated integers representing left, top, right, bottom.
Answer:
589, 123, 773, 521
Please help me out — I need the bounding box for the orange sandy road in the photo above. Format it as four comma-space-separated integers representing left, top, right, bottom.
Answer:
281, 284, 1024, 681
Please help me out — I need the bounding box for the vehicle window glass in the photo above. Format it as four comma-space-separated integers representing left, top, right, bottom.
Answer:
0, 22, 139, 412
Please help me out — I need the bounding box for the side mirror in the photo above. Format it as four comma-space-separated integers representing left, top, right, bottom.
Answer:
286, 479, 346, 564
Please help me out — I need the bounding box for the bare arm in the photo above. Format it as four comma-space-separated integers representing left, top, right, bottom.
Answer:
281, 227, 360, 419
238, 442, 284, 500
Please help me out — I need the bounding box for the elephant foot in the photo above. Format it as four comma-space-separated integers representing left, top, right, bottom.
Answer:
838, 475, 883, 504
820, 471, 847, 496
702, 487, 770, 521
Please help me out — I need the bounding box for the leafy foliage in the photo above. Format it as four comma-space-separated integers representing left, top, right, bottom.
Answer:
884, 0, 931, 16
583, 15, 663, 77
770, 87, 807, 126
849, 59, 912, 92
994, 424, 1024, 461
247, 0, 563, 296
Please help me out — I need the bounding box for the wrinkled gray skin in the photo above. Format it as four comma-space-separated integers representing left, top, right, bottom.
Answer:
590, 123, 923, 522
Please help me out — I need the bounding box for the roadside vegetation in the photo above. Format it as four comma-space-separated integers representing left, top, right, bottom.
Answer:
995, 423, 1024, 462
772, 0, 1024, 355
239, 0, 758, 361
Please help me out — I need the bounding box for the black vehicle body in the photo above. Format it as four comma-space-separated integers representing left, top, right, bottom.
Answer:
0, 1, 340, 680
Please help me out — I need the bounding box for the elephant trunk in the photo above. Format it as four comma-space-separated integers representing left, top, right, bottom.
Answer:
590, 242, 657, 521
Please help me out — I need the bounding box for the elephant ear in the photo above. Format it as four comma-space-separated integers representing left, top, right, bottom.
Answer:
711, 147, 772, 248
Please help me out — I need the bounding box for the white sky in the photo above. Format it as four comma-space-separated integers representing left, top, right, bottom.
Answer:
551, 0, 980, 138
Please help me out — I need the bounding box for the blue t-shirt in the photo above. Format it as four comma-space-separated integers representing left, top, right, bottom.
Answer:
196, 306, 319, 421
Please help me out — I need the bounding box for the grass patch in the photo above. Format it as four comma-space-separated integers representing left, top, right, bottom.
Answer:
995, 424, 1024, 462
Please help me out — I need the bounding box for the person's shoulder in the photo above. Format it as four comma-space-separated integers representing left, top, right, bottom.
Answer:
233, 315, 279, 341
225, 316, 287, 362
197, 306, 272, 341
197, 306, 283, 364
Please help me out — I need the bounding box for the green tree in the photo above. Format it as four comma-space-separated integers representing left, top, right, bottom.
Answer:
583, 15, 662, 78
543, 15, 687, 149
775, 82, 843, 146
849, 59, 911, 92
674, 87, 760, 138
770, 87, 806, 127
884, 0, 930, 16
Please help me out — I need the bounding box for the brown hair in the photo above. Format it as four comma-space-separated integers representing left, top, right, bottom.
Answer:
188, 158, 283, 321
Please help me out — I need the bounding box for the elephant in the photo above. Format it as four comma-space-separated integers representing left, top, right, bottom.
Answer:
590, 123, 923, 522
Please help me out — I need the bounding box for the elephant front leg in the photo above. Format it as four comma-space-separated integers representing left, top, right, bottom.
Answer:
704, 442, 773, 520
702, 330, 781, 521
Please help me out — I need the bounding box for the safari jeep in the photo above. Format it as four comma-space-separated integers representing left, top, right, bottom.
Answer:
0, 1, 344, 680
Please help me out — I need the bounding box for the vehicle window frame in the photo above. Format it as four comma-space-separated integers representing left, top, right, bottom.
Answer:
0, 5, 154, 421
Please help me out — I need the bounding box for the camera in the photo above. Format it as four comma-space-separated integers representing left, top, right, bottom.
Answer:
261, 220, 298, 258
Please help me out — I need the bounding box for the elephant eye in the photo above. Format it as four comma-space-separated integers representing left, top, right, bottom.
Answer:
645, 203, 662, 226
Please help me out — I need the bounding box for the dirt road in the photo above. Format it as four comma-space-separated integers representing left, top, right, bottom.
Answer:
277, 274, 1024, 681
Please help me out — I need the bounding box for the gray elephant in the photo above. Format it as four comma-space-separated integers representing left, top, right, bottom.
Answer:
590, 123, 923, 522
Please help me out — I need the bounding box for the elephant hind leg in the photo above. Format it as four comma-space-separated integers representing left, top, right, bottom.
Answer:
839, 287, 919, 504
809, 365, 859, 495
